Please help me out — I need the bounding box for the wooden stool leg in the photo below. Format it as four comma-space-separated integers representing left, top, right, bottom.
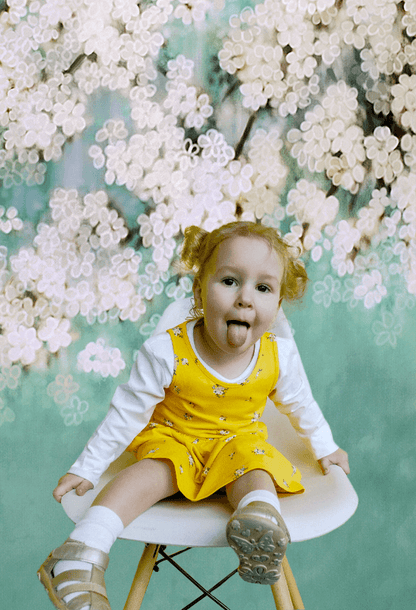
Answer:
282, 557, 304, 610
124, 544, 160, 610
270, 569, 294, 610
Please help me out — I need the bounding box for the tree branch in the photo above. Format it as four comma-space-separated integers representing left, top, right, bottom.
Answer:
235, 112, 257, 160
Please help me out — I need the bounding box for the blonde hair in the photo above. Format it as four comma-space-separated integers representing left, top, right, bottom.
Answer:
175, 221, 308, 320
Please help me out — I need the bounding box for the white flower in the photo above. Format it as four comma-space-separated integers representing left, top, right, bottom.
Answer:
314, 31, 341, 66
197, 130, 234, 166
174, 0, 211, 25
366, 82, 392, 116
391, 74, 416, 133
77, 338, 126, 378
248, 128, 288, 189
7, 325, 43, 366
287, 180, 339, 227
52, 100, 86, 137
353, 270, 387, 308
0, 206, 23, 233
391, 172, 416, 210
364, 126, 404, 184
37, 316, 72, 352
21, 112, 57, 149
220, 160, 254, 198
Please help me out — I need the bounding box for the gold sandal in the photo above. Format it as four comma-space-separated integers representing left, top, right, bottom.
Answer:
37, 538, 111, 610
226, 501, 290, 585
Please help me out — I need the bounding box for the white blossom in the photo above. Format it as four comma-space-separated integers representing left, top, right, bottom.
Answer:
77, 338, 126, 378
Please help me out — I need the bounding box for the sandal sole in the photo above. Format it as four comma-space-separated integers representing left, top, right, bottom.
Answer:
226, 513, 288, 585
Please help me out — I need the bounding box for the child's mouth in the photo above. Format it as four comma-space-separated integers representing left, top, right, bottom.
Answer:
226, 320, 250, 347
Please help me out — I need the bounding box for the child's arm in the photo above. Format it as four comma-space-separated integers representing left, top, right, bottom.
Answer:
55, 333, 174, 500
269, 336, 349, 475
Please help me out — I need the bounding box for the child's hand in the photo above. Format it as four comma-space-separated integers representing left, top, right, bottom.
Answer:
53, 473, 93, 503
318, 448, 350, 476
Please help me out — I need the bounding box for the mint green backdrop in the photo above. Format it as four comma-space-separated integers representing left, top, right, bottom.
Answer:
1, 1, 415, 609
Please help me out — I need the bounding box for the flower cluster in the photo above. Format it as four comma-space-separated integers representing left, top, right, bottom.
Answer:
218, 2, 321, 115
0, 206, 23, 233
286, 179, 339, 252
288, 81, 366, 194
0, 188, 149, 367
77, 338, 126, 378
0, 0, 173, 187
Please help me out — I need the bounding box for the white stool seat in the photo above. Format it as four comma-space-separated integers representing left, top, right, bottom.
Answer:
62, 297, 358, 548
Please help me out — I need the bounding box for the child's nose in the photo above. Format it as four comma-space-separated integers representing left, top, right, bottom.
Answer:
236, 285, 253, 307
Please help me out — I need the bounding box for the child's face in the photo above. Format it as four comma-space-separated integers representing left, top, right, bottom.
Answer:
194, 235, 284, 358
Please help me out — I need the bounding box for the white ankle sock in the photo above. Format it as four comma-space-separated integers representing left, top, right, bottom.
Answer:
237, 490, 281, 514
53, 506, 124, 610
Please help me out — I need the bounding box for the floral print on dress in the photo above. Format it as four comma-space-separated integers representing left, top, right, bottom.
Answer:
234, 467, 248, 478
181, 358, 189, 366
145, 448, 160, 456
219, 415, 227, 421
253, 447, 266, 455
184, 412, 193, 420
187, 452, 195, 466
219, 429, 230, 435
251, 411, 261, 422
164, 418, 174, 427
255, 369, 263, 379
212, 384, 228, 397
174, 385, 181, 394
173, 354, 179, 376
267, 333, 277, 342
172, 326, 184, 338
224, 435, 237, 443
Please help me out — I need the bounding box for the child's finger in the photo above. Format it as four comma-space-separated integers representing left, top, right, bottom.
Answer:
75, 480, 93, 496
319, 458, 330, 475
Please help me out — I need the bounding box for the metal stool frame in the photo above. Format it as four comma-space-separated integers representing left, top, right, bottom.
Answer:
123, 543, 304, 610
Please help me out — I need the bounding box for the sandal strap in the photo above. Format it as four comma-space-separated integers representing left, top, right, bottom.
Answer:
52, 539, 109, 571
55, 564, 107, 599
66, 592, 111, 610
53, 569, 99, 587
57, 581, 107, 599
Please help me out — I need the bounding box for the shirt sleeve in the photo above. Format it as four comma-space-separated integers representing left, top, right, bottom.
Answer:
68, 333, 174, 487
269, 336, 339, 461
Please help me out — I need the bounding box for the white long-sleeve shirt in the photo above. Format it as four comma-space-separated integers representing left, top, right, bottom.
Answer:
69, 319, 338, 487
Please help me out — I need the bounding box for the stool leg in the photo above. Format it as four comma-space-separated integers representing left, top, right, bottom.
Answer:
270, 569, 294, 610
282, 557, 304, 610
124, 543, 160, 610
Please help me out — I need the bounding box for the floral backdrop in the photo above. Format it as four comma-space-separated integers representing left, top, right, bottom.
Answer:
1, 1, 415, 609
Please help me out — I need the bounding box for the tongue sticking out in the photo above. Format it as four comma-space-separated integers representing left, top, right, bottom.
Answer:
227, 322, 249, 347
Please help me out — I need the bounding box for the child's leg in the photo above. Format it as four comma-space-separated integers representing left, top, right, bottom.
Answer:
40, 459, 178, 610
91, 457, 179, 526
226, 468, 279, 510
225, 469, 289, 586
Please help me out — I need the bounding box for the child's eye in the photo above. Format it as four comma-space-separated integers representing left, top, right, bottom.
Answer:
257, 284, 271, 293
222, 277, 237, 286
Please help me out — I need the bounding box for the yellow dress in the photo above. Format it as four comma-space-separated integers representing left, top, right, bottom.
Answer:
127, 322, 304, 500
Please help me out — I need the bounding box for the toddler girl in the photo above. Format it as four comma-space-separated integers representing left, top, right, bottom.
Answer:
38, 221, 349, 610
